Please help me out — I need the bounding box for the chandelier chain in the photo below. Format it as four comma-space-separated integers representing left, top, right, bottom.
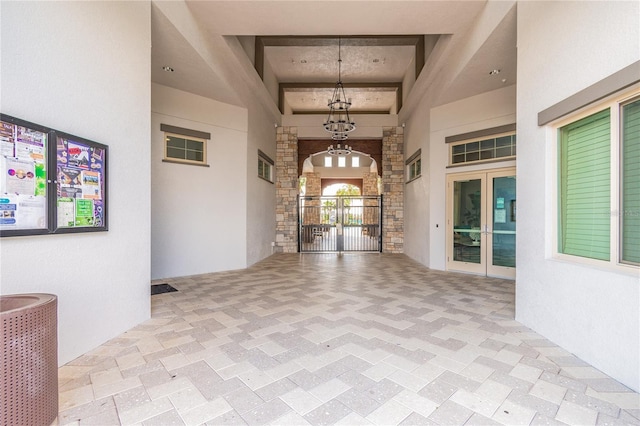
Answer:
323, 36, 356, 140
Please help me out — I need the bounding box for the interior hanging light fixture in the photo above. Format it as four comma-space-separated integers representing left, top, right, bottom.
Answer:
323, 37, 356, 141
327, 142, 352, 156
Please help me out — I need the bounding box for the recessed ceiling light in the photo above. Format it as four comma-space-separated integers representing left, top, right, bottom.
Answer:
489, 69, 501, 75
162, 66, 174, 72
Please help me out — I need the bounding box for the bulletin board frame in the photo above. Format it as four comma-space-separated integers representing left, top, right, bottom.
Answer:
0, 113, 109, 237
53, 130, 108, 234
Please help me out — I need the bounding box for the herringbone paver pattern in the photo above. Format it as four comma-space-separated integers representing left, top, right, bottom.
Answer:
58, 253, 640, 425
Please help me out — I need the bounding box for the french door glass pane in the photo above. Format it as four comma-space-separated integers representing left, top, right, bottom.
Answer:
492, 176, 516, 267
622, 99, 640, 264
453, 179, 481, 263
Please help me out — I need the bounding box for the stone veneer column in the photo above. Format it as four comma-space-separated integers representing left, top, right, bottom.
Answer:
362, 172, 379, 226
382, 127, 404, 253
302, 172, 321, 224
275, 127, 298, 253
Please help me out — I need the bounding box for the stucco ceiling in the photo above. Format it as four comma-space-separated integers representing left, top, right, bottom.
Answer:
151, 1, 516, 117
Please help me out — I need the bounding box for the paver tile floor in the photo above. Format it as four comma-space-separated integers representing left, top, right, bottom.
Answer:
58, 253, 640, 425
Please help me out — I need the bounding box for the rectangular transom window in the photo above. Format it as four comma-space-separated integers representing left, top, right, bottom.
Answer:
161, 124, 210, 167
165, 133, 206, 164
450, 133, 516, 165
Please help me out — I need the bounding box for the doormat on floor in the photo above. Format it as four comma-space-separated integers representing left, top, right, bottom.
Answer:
151, 283, 178, 295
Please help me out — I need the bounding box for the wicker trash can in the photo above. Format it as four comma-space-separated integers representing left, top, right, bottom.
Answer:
1, 293, 58, 426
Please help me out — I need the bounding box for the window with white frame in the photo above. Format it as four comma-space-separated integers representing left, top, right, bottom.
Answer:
161, 124, 210, 166
449, 133, 516, 165
445, 124, 517, 167
258, 150, 274, 183
556, 92, 639, 266
406, 149, 421, 182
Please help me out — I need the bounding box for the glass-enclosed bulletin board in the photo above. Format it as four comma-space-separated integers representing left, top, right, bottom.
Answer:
0, 114, 108, 237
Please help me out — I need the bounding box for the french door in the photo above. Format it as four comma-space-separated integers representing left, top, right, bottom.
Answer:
446, 168, 516, 279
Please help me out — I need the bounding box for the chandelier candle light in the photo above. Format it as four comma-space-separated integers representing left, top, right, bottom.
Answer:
323, 37, 356, 141
327, 143, 352, 156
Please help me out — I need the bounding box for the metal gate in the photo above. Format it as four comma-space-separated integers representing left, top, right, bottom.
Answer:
299, 195, 382, 252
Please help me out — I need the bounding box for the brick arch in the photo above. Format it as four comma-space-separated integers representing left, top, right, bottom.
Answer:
298, 139, 382, 176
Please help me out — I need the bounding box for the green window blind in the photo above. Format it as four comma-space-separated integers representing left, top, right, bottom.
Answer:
622, 99, 640, 264
559, 109, 611, 261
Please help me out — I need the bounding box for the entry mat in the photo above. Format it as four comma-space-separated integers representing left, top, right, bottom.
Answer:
151, 283, 178, 295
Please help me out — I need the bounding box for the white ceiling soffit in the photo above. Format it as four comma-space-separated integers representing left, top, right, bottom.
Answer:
434, 4, 517, 106
151, 4, 242, 106
184, 1, 486, 36
151, 1, 518, 117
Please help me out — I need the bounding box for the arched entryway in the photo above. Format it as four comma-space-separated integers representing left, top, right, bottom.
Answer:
297, 140, 382, 252
274, 127, 404, 254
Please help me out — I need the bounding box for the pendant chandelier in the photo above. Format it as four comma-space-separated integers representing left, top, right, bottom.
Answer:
327, 143, 352, 156
323, 37, 356, 140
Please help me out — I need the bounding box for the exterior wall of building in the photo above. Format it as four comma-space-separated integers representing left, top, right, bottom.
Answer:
516, 1, 640, 391
428, 86, 517, 270
244, 103, 279, 266
151, 84, 249, 279
0, 1, 152, 365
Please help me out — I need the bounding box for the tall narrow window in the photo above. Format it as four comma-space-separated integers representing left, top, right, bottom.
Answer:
559, 109, 611, 261
258, 150, 274, 183
621, 98, 640, 264
406, 149, 421, 182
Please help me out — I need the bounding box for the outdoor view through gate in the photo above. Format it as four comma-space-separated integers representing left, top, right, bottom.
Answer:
299, 196, 382, 252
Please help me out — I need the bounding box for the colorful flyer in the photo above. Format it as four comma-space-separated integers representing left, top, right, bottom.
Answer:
57, 197, 75, 227
93, 200, 104, 227
81, 170, 101, 200
90, 147, 104, 171
60, 186, 82, 199
74, 198, 94, 226
0, 194, 45, 230
0, 121, 15, 158
59, 167, 81, 186
15, 195, 46, 229
2, 157, 36, 195
15, 126, 46, 162
57, 137, 68, 166
0, 196, 17, 228
67, 141, 90, 169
